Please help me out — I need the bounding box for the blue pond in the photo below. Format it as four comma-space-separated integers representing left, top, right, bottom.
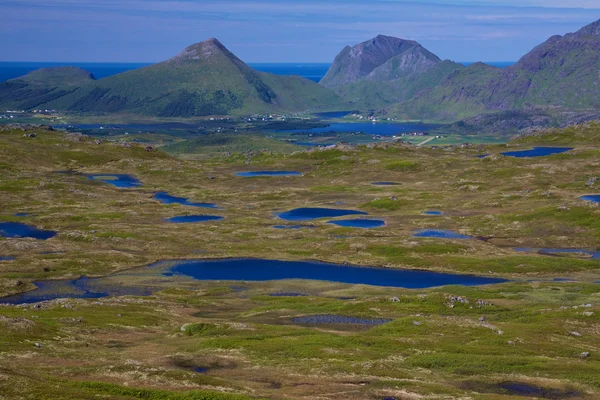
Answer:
291, 315, 392, 326
0, 277, 155, 305
414, 229, 473, 239
166, 215, 224, 223
328, 219, 385, 229
500, 147, 573, 158
279, 208, 368, 221
167, 258, 507, 288
0, 222, 56, 240
275, 122, 439, 136
580, 195, 600, 203
372, 182, 400, 186
0, 259, 508, 305
236, 171, 301, 177
154, 192, 217, 208
0, 256, 15, 261
86, 174, 142, 188
424, 211, 443, 216
515, 248, 600, 259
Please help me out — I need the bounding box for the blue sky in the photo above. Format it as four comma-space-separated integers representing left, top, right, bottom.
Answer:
1, 0, 599, 63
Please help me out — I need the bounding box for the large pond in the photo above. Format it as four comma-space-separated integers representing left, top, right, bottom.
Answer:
236, 171, 302, 177
274, 122, 439, 136
500, 147, 573, 158
154, 192, 217, 208
86, 174, 142, 188
0, 222, 56, 240
0, 258, 507, 304
279, 208, 368, 221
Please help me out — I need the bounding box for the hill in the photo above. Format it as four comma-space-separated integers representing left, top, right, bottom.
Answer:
0, 39, 343, 117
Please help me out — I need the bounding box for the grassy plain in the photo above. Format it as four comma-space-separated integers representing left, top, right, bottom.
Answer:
0, 122, 599, 399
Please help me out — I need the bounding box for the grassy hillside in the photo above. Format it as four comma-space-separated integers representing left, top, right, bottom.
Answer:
0, 40, 344, 117
1, 123, 599, 399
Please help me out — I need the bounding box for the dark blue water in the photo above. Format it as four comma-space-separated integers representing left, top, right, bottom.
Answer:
86, 174, 141, 188
515, 248, 600, 259
580, 195, 600, 203
276, 122, 439, 136
0, 62, 330, 83
372, 182, 401, 186
414, 230, 473, 239
0, 62, 152, 82
273, 225, 315, 229
236, 171, 301, 177
0, 258, 508, 305
0, 277, 155, 305
291, 315, 392, 326
248, 63, 331, 82
166, 215, 224, 223
193, 367, 209, 374
328, 219, 385, 229
0, 222, 56, 240
500, 147, 573, 158
424, 211, 443, 216
0, 256, 15, 261
168, 259, 507, 288
279, 208, 368, 221
154, 192, 217, 208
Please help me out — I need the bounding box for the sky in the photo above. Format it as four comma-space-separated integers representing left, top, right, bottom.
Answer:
1, 0, 599, 63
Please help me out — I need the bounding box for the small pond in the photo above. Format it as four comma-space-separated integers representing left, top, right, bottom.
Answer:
154, 192, 217, 208
372, 182, 401, 186
515, 248, 600, 259
414, 229, 473, 239
236, 171, 301, 177
279, 208, 368, 221
0, 222, 57, 240
0, 258, 508, 305
424, 211, 443, 216
86, 174, 142, 188
500, 147, 573, 158
291, 315, 392, 326
328, 219, 385, 229
166, 215, 224, 223
580, 195, 600, 203
0, 256, 15, 261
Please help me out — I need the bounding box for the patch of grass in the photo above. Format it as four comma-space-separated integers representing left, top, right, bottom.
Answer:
385, 160, 420, 172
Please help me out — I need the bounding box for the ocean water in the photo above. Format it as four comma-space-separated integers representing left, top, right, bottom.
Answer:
0, 61, 515, 83
0, 62, 331, 82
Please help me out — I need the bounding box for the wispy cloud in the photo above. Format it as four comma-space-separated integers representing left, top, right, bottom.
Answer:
0, 0, 598, 62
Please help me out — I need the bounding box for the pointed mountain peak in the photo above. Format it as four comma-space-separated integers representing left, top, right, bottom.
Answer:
168, 38, 233, 63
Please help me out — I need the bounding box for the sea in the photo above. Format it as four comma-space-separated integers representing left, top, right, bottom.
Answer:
0, 61, 515, 83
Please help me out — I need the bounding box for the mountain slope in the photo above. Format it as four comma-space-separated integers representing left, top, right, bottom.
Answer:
387, 19, 600, 121
320, 35, 464, 109
0, 39, 342, 116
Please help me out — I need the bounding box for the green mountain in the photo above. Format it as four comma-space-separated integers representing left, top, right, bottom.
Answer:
386, 19, 600, 121
320, 35, 464, 110
0, 39, 342, 116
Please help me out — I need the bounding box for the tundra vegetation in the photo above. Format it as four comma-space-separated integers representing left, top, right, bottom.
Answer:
0, 122, 599, 399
